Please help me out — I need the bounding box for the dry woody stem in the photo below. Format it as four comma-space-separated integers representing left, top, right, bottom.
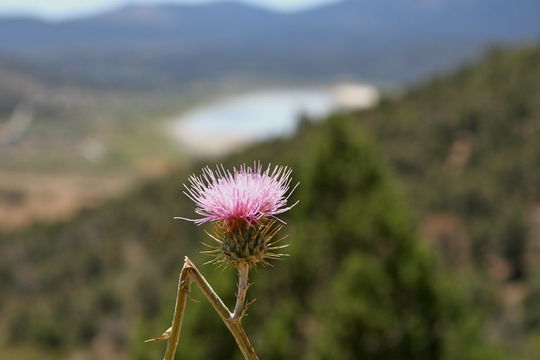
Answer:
150, 257, 259, 360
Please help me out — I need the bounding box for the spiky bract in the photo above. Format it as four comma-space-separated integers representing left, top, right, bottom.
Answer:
202, 219, 288, 268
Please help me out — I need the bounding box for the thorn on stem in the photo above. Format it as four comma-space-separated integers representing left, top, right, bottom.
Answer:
145, 326, 172, 342
240, 298, 257, 319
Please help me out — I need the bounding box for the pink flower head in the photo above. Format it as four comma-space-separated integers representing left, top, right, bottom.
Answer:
176, 163, 298, 226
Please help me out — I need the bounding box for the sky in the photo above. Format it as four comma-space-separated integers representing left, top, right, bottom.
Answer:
0, 0, 341, 19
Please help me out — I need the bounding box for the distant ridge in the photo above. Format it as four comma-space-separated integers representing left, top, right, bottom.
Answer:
0, 0, 538, 88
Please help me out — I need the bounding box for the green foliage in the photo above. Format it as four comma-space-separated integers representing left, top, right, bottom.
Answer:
276, 117, 497, 360
356, 46, 540, 266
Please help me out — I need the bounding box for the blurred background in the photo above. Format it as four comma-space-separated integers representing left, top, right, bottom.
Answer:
0, 0, 539, 359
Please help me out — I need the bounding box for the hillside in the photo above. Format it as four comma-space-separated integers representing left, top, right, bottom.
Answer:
0, 0, 538, 88
0, 59, 46, 117
0, 56, 187, 230
0, 123, 498, 360
3, 45, 540, 359
350, 46, 540, 354
358, 46, 540, 272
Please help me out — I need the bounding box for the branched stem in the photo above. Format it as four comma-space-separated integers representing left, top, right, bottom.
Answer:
162, 260, 192, 360
158, 257, 259, 360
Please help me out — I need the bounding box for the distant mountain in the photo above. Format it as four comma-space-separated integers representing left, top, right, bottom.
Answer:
0, 0, 538, 88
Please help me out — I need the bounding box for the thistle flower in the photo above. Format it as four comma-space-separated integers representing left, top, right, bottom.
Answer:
177, 163, 297, 226
176, 163, 298, 267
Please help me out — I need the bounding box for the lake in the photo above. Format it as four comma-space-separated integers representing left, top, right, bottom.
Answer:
168, 84, 378, 156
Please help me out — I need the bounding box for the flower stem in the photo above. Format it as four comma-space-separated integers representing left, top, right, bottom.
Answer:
158, 257, 259, 360
233, 263, 250, 319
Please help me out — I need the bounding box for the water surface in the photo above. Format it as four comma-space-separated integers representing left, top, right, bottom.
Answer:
169, 85, 378, 156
